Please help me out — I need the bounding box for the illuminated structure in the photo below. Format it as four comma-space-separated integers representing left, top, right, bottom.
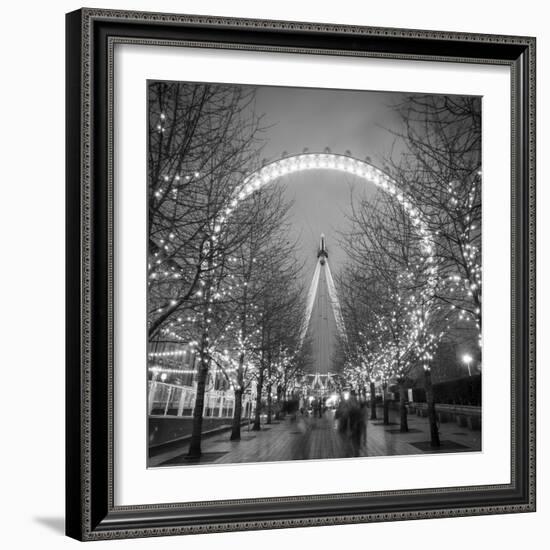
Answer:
148, 151, 438, 415
234, 153, 436, 293
299, 235, 346, 396
305, 234, 345, 368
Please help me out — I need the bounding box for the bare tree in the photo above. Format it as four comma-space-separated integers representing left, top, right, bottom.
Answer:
340, 190, 444, 433
263, 281, 306, 424
147, 82, 270, 458
147, 81, 265, 340
213, 184, 299, 440
388, 95, 482, 335
336, 267, 380, 419
249, 246, 305, 431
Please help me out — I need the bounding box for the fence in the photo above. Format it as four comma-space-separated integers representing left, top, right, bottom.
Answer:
148, 381, 254, 419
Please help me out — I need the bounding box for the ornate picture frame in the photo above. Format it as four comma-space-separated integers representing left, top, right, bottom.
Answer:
66, 8, 536, 541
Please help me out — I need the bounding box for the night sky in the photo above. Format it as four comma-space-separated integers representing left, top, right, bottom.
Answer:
250, 84, 409, 285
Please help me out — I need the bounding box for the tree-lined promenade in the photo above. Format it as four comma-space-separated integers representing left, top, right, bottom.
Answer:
148, 82, 311, 458
147, 82, 482, 461
150, 406, 482, 467
336, 96, 481, 446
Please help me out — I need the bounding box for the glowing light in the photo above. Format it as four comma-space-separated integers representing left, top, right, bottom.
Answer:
229, 153, 437, 294
462, 353, 473, 376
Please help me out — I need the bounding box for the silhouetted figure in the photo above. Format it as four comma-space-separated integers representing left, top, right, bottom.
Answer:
359, 401, 368, 452
349, 401, 362, 455
335, 400, 349, 434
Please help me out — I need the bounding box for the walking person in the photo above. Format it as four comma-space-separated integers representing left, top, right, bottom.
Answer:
348, 395, 367, 456
336, 399, 349, 434
358, 400, 368, 454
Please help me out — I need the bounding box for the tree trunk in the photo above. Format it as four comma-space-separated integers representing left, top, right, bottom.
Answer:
230, 353, 245, 441
382, 382, 390, 425
370, 381, 377, 420
266, 348, 274, 424
252, 368, 264, 431
230, 388, 243, 441
399, 385, 409, 433
275, 385, 283, 420
187, 332, 209, 458
425, 369, 440, 447
231, 282, 249, 440
266, 382, 272, 424
186, 243, 214, 458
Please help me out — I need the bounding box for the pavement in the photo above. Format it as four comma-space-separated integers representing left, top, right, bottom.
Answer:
150, 406, 481, 467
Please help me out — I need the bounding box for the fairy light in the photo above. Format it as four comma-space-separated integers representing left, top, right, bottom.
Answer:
149, 365, 237, 375
219, 153, 437, 292
148, 150, 463, 402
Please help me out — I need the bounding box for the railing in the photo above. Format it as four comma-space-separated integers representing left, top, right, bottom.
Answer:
148, 381, 253, 419
408, 402, 481, 430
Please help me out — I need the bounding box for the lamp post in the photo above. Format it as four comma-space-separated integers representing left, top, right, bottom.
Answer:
462, 353, 473, 376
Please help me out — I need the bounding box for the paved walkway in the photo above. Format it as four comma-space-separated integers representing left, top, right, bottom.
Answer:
151, 407, 481, 467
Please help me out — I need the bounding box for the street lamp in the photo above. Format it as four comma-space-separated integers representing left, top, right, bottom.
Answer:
462, 353, 473, 376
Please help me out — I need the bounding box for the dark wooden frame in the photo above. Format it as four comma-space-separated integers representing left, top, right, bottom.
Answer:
66, 8, 536, 541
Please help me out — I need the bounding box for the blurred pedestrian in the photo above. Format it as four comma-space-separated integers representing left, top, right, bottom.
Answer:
349, 397, 367, 456
358, 400, 368, 453
336, 399, 349, 434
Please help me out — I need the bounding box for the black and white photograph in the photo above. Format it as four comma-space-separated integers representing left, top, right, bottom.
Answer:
0, 0, 542, 545
147, 81, 482, 467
